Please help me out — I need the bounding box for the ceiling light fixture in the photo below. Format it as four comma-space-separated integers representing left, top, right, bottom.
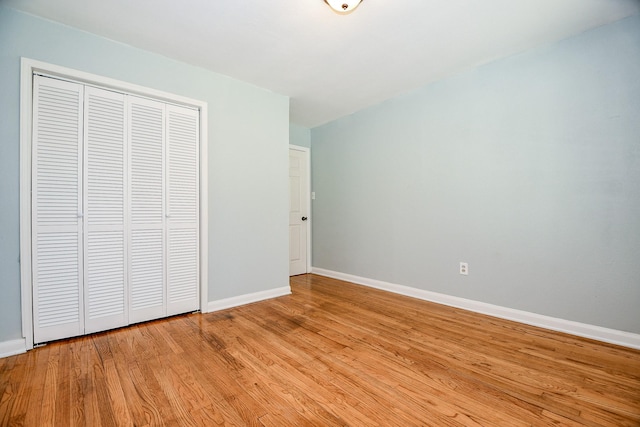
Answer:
324, 0, 363, 14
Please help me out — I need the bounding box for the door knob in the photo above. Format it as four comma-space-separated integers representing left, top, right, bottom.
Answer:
301, 216, 308, 221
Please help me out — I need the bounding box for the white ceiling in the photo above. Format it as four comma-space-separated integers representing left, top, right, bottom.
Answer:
5, 0, 639, 128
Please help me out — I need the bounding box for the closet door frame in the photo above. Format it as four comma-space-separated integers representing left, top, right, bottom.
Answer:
19, 58, 209, 350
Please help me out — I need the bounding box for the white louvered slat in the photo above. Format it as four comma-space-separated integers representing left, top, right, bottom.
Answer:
34, 83, 82, 227
167, 108, 198, 223
166, 105, 199, 315
83, 87, 127, 333
130, 229, 165, 322
168, 229, 198, 307
130, 100, 164, 225
85, 231, 126, 329
35, 232, 80, 326
128, 97, 166, 323
32, 76, 84, 343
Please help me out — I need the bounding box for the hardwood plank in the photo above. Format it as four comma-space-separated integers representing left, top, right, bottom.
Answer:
53, 341, 72, 427
1, 273, 639, 426
14, 344, 49, 426
41, 343, 60, 427
228, 316, 381, 426
68, 338, 90, 427
104, 332, 164, 426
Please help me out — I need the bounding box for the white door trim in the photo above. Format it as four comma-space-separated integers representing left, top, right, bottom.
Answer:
19, 58, 209, 349
289, 145, 311, 273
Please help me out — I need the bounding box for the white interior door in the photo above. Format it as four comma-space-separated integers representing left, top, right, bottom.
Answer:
128, 96, 166, 323
166, 105, 200, 315
32, 76, 85, 343
289, 147, 309, 276
83, 86, 128, 333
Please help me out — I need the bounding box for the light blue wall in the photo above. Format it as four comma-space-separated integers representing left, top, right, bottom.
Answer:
290, 123, 311, 148
0, 6, 290, 343
311, 15, 640, 334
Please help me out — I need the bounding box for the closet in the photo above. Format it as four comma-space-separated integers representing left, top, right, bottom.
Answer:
31, 75, 200, 344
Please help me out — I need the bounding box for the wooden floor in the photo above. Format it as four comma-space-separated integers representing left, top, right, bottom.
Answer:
1, 274, 639, 426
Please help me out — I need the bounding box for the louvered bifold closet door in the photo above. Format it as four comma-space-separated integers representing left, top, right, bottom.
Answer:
166, 105, 200, 315
32, 76, 84, 343
128, 97, 167, 324
83, 87, 128, 333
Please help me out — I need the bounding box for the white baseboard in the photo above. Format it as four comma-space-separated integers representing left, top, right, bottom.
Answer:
0, 339, 27, 359
312, 267, 640, 350
206, 286, 291, 313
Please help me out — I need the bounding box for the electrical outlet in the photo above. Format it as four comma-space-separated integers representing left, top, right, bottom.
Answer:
460, 262, 468, 275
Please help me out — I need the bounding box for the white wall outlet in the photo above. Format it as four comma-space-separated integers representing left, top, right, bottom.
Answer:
311, 192, 316, 200
460, 262, 468, 275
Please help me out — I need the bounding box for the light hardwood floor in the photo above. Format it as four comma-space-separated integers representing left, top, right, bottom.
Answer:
1, 274, 639, 426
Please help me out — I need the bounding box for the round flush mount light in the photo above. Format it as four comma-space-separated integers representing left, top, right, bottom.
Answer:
324, 0, 363, 14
